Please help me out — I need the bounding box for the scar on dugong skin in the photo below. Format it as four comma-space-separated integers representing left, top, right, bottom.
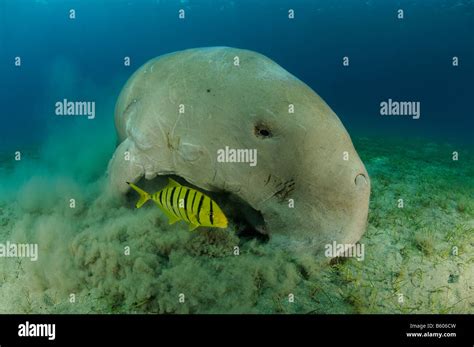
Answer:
107, 47, 370, 257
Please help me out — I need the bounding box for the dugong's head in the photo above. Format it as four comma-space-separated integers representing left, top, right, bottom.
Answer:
108, 47, 370, 256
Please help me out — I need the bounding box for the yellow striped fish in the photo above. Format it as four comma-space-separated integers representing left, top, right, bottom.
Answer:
127, 178, 228, 231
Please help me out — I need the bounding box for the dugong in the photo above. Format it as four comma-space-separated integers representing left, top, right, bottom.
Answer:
108, 47, 370, 256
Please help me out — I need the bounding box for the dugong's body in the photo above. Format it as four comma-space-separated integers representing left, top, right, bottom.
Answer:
108, 47, 370, 256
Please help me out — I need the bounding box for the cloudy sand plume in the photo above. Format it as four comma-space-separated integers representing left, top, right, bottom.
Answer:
0, 126, 473, 313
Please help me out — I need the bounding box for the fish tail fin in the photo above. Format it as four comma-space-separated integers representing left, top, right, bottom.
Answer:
127, 182, 150, 208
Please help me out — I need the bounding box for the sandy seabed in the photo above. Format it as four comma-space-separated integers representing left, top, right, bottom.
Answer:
0, 135, 472, 314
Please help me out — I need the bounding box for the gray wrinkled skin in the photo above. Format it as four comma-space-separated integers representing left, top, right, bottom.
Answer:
107, 47, 370, 256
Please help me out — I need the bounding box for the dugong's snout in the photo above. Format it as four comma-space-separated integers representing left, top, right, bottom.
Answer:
255, 128, 371, 257
347, 163, 371, 241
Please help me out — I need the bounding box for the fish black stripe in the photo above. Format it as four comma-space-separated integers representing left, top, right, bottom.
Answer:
209, 200, 214, 225
189, 190, 197, 224
164, 188, 168, 209
166, 188, 176, 217
171, 187, 178, 215
196, 195, 204, 224
174, 187, 185, 220
158, 191, 164, 207
169, 187, 177, 216
172, 188, 182, 218
203, 197, 212, 225
183, 188, 191, 222
164, 188, 169, 210
180, 188, 191, 222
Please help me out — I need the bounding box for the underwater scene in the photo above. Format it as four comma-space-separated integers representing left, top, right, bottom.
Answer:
0, 0, 473, 315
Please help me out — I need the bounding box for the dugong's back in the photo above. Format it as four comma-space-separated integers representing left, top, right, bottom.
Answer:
115, 47, 324, 142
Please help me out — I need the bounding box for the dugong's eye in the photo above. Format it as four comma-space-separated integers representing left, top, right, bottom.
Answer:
254, 123, 272, 138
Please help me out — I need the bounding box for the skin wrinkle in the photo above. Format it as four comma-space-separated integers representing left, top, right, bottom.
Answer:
255, 177, 284, 207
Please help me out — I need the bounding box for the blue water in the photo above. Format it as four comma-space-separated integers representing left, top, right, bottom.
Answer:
0, 1, 473, 316
0, 0, 473, 148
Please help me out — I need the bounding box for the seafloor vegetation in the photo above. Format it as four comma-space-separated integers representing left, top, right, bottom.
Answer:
0, 136, 472, 313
